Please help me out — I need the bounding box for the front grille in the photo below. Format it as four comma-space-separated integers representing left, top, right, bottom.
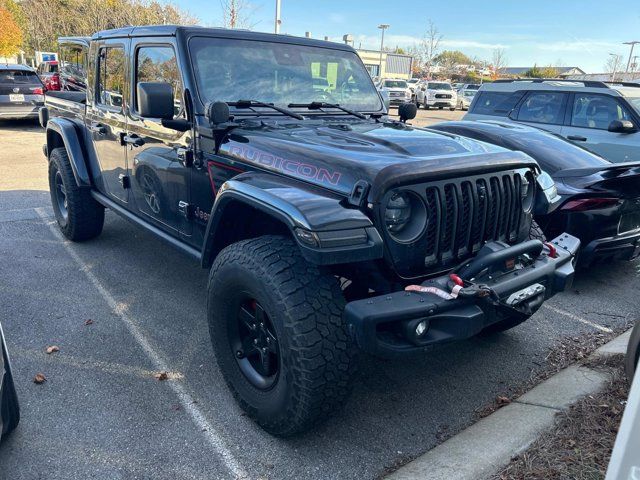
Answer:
382, 171, 527, 277
435, 94, 452, 99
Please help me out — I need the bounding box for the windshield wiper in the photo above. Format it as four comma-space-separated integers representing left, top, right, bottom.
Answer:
228, 99, 304, 120
287, 101, 367, 119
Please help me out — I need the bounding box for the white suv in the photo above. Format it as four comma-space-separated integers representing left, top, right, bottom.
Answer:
464, 79, 640, 163
378, 78, 412, 107
415, 81, 457, 110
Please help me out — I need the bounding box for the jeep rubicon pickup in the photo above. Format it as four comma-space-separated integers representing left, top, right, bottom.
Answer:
41, 25, 579, 436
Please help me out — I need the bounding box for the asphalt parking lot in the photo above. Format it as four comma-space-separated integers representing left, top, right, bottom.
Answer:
0, 115, 637, 480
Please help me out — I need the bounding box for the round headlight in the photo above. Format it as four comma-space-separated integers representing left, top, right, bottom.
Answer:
385, 192, 412, 232
384, 191, 428, 242
521, 171, 536, 213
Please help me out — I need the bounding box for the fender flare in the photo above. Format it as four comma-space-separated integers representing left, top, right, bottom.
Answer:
201, 174, 383, 268
46, 118, 92, 187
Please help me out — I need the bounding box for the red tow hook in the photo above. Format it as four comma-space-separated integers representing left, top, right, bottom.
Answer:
544, 242, 558, 258
449, 273, 464, 287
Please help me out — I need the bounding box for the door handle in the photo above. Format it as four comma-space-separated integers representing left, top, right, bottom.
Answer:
567, 135, 587, 141
89, 123, 105, 135
121, 133, 145, 147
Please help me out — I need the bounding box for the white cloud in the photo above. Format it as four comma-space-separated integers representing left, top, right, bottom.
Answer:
441, 40, 509, 50
329, 34, 508, 51
536, 40, 620, 53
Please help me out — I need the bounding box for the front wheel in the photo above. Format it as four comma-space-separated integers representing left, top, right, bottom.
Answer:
1, 344, 20, 438
207, 236, 357, 436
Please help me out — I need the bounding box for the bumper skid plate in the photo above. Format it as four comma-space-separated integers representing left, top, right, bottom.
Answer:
344, 233, 580, 357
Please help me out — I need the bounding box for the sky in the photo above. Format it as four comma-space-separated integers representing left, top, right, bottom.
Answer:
174, 0, 640, 73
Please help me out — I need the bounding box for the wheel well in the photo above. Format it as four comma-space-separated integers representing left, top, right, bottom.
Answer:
46, 130, 65, 158
204, 200, 292, 268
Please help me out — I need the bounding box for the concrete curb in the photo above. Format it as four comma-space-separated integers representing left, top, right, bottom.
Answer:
385, 328, 632, 480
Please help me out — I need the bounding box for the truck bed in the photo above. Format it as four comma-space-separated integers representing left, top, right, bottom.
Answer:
45, 91, 86, 120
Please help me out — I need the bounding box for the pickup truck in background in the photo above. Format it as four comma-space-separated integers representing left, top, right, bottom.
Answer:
41, 25, 579, 436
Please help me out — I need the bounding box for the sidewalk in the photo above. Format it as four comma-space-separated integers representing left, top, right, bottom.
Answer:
386, 329, 632, 480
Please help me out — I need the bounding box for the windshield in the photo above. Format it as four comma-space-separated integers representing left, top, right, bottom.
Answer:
190, 37, 383, 113
407, 79, 419, 84
464, 90, 476, 97
0, 70, 39, 84
384, 80, 407, 88
628, 96, 640, 114
428, 83, 452, 90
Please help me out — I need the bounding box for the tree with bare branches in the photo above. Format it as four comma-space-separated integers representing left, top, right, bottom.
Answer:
219, 0, 258, 29
419, 20, 442, 78
491, 48, 508, 79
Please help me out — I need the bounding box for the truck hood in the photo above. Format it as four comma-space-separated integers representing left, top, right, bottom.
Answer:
216, 119, 538, 198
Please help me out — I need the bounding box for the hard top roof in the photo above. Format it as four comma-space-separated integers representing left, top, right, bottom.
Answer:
480, 78, 640, 97
0, 64, 35, 71
90, 24, 355, 52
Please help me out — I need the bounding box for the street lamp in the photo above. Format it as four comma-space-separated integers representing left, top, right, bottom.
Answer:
623, 41, 640, 80
378, 24, 389, 79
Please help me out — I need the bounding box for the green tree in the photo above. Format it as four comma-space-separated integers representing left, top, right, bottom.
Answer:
433, 50, 473, 74
524, 64, 560, 78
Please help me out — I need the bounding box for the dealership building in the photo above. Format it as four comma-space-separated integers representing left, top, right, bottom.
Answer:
356, 49, 413, 80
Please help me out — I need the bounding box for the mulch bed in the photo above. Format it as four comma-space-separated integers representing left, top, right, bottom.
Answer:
493, 354, 629, 480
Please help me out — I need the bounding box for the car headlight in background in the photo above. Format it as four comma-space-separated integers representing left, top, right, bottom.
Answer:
521, 171, 536, 212
384, 190, 428, 242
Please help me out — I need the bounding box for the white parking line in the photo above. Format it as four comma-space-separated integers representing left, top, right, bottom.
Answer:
543, 304, 613, 333
35, 208, 249, 480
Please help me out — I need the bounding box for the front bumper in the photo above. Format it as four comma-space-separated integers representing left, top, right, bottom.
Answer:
580, 229, 640, 266
427, 98, 455, 107
389, 98, 411, 105
344, 233, 580, 357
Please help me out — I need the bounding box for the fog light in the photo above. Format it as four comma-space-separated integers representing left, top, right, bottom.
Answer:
415, 320, 428, 336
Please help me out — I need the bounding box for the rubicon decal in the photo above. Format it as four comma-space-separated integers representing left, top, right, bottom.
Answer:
227, 145, 342, 186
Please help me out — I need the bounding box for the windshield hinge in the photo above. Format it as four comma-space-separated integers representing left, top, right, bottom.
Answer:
348, 180, 370, 208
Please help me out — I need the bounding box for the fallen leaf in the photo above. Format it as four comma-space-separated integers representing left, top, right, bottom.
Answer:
171, 404, 181, 411
84, 319, 93, 326
496, 396, 512, 406
33, 373, 47, 384
46, 345, 60, 354
154, 371, 169, 381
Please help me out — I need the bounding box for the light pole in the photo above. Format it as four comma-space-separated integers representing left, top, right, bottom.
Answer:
609, 53, 620, 82
275, 0, 281, 34
623, 41, 640, 80
378, 24, 389, 79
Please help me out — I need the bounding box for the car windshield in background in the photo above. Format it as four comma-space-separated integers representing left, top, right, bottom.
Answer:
384, 80, 407, 88
464, 91, 476, 97
407, 79, 419, 84
466, 84, 480, 90
189, 37, 383, 113
428, 83, 452, 90
627, 96, 640, 114
0, 70, 39, 84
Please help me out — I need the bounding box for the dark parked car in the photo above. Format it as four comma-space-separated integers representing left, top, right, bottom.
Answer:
430, 120, 640, 266
1, 321, 19, 441
0, 64, 45, 120
42, 25, 579, 436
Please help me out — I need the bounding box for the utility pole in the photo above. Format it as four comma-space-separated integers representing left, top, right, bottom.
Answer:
378, 24, 389, 79
275, 0, 281, 34
623, 41, 640, 80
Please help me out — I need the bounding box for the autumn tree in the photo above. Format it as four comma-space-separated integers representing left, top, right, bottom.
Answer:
220, 0, 258, 29
433, 50, 473, 75
420, 20, 442, 77
0, 6, 22, 58
491, 48, 508, 79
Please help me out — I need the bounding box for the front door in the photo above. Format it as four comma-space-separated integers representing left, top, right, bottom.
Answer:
127, 41, 191, 235
87, 40, 129, 203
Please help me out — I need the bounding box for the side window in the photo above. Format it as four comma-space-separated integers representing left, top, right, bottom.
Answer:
136, 46, 182, 116
516, 92, 567, 125
470, 92, 522, 116
570, 93, 633, 130
97, 46, 126, 110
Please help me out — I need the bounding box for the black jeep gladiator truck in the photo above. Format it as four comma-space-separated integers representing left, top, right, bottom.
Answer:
41, 25, 579, 436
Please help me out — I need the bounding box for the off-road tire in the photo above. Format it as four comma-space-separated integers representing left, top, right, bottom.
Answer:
480, 220, 548, 335
207, 235, 357, 436
48, 147, 104, 241
625, 322, 640, 382
1, 346, 20, 438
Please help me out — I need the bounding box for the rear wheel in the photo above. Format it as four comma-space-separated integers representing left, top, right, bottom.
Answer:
207, 235, 357, 436
1, 344, 20, 438
48, 147, 104, 241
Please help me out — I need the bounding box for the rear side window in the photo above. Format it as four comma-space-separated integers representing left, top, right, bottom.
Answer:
570, 93, 634, 130
97, 46, 126, 110
516, 91, 567, 125
469, 92, 522, 116
0, 70, 39, 84
135, 45, 182, 115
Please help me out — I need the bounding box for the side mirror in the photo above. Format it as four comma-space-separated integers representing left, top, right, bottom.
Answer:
137, 82, 174, 119
398, 102, 417, 123
608, 119, 636, 133
205, 101, 231, 125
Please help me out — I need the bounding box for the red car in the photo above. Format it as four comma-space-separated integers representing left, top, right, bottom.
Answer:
36, 60, 60, 91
